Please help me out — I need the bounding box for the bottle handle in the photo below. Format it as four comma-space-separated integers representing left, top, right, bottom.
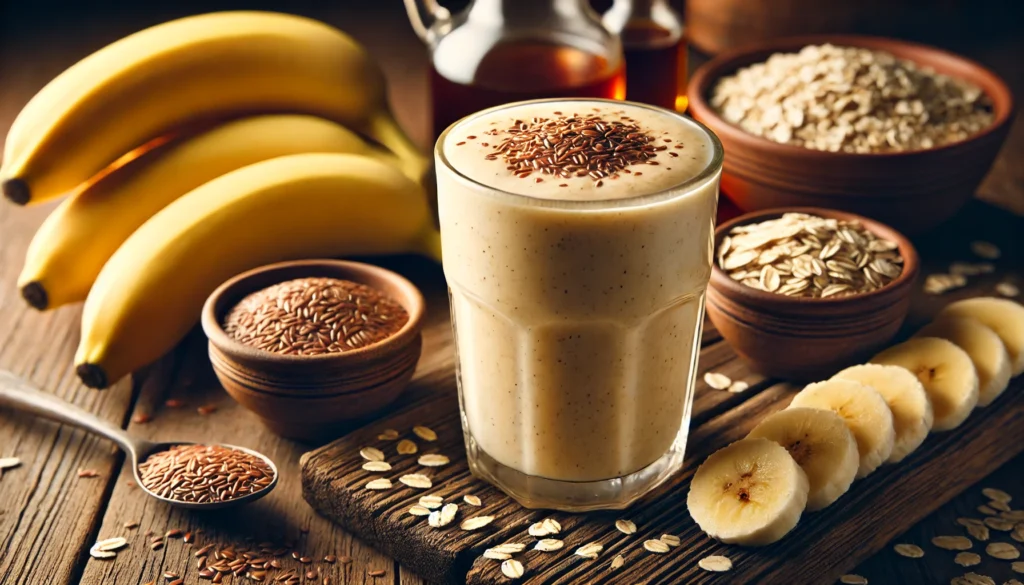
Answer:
403, 0, 452, 44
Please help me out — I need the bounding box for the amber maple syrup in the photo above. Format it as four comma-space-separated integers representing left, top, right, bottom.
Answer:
431, 41, 626, 139
621, 23, 688, 112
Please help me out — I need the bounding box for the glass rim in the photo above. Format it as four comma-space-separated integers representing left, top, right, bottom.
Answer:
434, 97, 725, 211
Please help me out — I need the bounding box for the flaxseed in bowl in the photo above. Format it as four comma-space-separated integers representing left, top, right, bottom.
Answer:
688, 35, 1015, 233
706, 207, 919, 381
201, 260, 425, 441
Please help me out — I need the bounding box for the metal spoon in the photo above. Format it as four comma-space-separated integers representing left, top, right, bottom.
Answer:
0, 369, 278, 510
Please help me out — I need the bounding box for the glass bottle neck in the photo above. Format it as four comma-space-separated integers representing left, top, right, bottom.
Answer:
467, 0, 592, 24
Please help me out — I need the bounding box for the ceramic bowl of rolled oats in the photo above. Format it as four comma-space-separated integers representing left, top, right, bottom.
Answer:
688, 36, 1014, 234
706, 207, 919, 380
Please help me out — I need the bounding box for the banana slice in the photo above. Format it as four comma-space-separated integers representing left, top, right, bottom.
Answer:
788, 379, 894, 479
871, 337, 979, 431
687, 438, 809, 546
917, 316, 1012, 407
747, 407, 859, 511
939, 297, 1024, 376
833, 364, 934, 463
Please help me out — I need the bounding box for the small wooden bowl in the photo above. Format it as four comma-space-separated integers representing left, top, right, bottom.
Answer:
688, 35, 1015, 234
706, 207, 919, 381
201, 260, 425, 441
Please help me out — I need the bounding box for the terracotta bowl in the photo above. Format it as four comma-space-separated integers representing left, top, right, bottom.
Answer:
688, 35, 1015, 234
706, 207, 919, 381
201, 260, 425, 441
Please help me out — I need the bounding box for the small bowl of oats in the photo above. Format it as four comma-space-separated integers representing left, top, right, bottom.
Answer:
688, 36, 1014, 234
706, 207, 919, 380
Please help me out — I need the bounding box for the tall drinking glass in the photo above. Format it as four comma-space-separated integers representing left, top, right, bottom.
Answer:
435, 98, 723, 511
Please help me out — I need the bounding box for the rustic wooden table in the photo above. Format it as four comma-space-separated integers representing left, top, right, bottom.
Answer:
0, 3, 1021, 584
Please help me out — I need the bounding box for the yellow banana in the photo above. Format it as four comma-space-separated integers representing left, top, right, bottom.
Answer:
75, 153, 440, 389
18, 114, 403, 311
1, 11, 427, 205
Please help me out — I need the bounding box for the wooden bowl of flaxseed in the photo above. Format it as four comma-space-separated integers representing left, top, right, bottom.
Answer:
706, 207, 919, 381
201, 260, 424, 441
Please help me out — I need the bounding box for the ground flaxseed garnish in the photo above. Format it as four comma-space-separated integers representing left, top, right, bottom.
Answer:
223, 277, 408, 356
476, 113, 668, 182
137, 444, 274, 503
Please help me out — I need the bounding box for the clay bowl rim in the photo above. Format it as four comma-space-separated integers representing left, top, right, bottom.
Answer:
688, 34, 1015, 160
710, 207, 919, 307
201, 259, 425, 367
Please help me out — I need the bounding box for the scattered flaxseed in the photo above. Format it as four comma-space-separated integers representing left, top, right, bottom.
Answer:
364, 478, 392, 490
132, 413, 153, 424
528, 518, 561, 537
996, 282, 1021, 298
367, 569, 387, 577
644, 539, 670, 554
418, 454, 449, 467
894, 543, 925, 558
934, 536, 974, 550
324, 555, 336, 564
703, 372, 732, 390
460, 516, 494, 531
501, 559, 525, 579
698, 555, 733, 572
956, 552, 982, 567
971, 241, 1001, 260
838, 576, 868, 585
124, 521, 139, 530
359, 447, 385, 462
362, 461, 391, 472
397, 440, 418, 455
165, 399, 184, 408
660, 534, 681, 548
615, 519, 637, 535
197, 404, 217, 415
78, 468, 100, 478
575, 542, 603, 559
377, 429, 399, 441
408, 505, 431, 516
987, 542, 1020, 560
419, 495, 443, 509
534, 539, 564, 552
610, 554, 625, 570
412, 426, 437, 442
399, 474, 432, 489
463, 495, 482, 506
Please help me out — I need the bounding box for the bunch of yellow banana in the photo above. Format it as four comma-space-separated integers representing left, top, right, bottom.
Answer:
3, 11, 440, 389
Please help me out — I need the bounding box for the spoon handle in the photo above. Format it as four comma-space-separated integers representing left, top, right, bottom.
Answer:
0, 369, 138, 455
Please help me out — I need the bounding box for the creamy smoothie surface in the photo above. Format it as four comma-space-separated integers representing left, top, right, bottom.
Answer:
437, 100, 721, 489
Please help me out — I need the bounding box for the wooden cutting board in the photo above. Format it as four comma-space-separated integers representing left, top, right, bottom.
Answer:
301, 203, 1024, 585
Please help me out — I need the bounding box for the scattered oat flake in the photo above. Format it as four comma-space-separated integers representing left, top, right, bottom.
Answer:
528, 518, 561, 537
980, 505, 998, 515
951, 573, 995, 585
490, 543, 527, 555
615, 519, 636, 535
894, 543, 924, 558
987, 542, 1020, 560
1011, 560, 1024, 573
412, 426, 437, 441
428, 503, 458, 528
610, 554, 625, 570
575, 542, 603, 559
983, 488, 1012, 504
660, 534, 681, 547
997, 282, 1021, 297
399, 474, 432, 489
934, 535, 974, 550
362, 461, 391, 472
408, 505, 431, 516
839, 576, 867, 585
360, 447, 385, 462
89, 548, 116, 559
535, 539, 564, 552
365, 478, 392, 490
971, 241, 1001, 259
377, 429, 399, 440
397, 439, 418, 455
1003, 511, 1024, 521
419, 495, 443, 509
418, 454, 449, 467
643, 539, 670, 554
1006, 579, 1023, 585
78, 469, 100, 478
501, 559, 524, 579
0, 457, 21, 470
95, 537, 128, 552
463, 494, 482, 506
986, 517, 1015, 531
956, 552, 982, 567
704, 372, 732, 390
728, 381, 750, 393
960, 518, 986, 528
483, 549, 511, 560
968, 524, 991, 541
460, 516, 494, 531
989, 500, 1012, 513
698, 555, 733, 572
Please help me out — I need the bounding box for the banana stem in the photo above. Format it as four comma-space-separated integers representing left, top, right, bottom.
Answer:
365, 112, 431, 185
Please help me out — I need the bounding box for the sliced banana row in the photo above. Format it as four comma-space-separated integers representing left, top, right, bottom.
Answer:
688, 297, 1023, 547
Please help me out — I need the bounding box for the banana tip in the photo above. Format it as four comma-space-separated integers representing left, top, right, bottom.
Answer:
76, 363, 109, 390
2, 178, 30, 205
20, 282, 48, 310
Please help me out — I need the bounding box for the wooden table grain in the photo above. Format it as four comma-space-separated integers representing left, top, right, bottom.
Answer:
0, 3, 1021, 584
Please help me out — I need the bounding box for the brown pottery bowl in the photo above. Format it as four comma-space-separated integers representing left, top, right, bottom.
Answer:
201, 260, 425, 441
706, 207, 919, 381
688, 35, 1015, 234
